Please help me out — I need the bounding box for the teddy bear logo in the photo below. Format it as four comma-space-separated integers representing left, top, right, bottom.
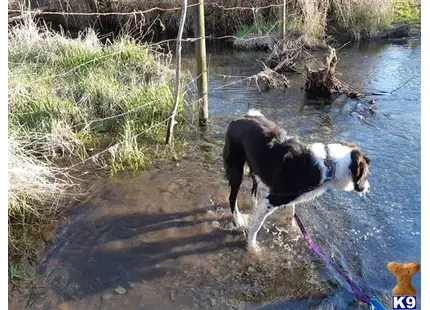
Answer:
387, 262, 420, 296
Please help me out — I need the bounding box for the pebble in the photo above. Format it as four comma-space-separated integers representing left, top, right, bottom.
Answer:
210, 298, 217, 306
115, 286, 126, 295
58, 303, 69, 310
102, 293, 113, 302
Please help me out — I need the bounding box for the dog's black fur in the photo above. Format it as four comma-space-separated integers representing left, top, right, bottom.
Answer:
223, 113, 323, 210
223, 112, 370, 215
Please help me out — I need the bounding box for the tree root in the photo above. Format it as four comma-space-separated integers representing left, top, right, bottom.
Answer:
305, 47, 359, 98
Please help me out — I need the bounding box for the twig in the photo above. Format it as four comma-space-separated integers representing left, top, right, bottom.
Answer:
165, 0, 188, 145
389, 75, 417, 94
335, 41, 351, 51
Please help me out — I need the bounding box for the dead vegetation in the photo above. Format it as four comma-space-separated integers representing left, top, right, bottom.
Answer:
253, 67, 290, 92
8, 0, 277, 40
8, 0, 404, 43
252, 43, 359, 100
304, 47, 359, 98
266, 31, 312, 73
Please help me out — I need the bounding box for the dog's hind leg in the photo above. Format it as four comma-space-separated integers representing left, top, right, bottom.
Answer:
247, 196, 277, 251
223, 140, 246, 228
228, 167, 246, 228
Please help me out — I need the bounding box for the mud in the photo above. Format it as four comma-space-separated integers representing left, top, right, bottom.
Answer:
14, 159, 338, 310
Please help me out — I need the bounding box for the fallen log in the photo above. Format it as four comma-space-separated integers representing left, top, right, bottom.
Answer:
252, 67, 290, 92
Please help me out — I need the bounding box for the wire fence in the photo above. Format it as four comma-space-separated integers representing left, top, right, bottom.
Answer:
8, 3, 287, 44
8, 2, 286, 16
8, 0, 297, 142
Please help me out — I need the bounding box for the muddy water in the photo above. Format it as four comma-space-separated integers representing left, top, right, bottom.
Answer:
16, 40, 420, 310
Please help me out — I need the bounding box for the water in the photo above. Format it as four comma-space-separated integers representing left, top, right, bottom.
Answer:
12, 40, 420, 310
205, 40, 421, 307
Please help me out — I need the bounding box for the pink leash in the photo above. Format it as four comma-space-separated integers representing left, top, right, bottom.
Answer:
293, 213, 386, 310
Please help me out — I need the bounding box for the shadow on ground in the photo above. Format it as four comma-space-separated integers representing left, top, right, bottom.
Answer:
13, 161, 335, 310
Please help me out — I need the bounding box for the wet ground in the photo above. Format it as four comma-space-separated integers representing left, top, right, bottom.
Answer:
10, 39, 421, 309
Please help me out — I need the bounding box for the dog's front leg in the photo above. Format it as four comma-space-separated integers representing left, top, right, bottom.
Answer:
285, 204, 296, 227
247, 196, 276, 252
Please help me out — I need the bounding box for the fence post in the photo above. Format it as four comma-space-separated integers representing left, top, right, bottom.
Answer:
192, 0, 209, 126
279, 0, 286, 39
165, 0, 188, 144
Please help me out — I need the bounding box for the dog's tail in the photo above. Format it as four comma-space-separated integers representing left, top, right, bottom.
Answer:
244, 109, 263, 118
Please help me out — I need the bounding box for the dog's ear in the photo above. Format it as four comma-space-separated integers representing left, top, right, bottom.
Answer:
363, 154, 370, 165
350, 150, 370, 182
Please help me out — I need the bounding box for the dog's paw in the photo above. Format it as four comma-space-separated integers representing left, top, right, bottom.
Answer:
290, 218, 297, 227
233, 210, 246, 228
247, 242, 262, 254
285, 216, 297, 228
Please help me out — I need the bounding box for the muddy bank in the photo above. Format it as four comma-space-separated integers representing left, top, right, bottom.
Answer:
10, 159, 336, 309
232, 23, 420, 52
327, 22, 421, 44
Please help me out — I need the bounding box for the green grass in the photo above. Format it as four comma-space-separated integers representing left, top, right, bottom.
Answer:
234, 21, 278, 38
9, 24, 186, 171
8, 21, 187, 287
392, 0, 420, 23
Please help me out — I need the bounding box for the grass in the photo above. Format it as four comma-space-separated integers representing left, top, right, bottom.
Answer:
233, 21, 279, 50
8, 134, 75, 286
8, 20, 187, 287
234, 21, 278, 39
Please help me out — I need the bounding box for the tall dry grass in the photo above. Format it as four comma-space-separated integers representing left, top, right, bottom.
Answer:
9, 0, 417, 43
8, 133, 76, 284
8, 136, 74, 218
328, 0, 395, 40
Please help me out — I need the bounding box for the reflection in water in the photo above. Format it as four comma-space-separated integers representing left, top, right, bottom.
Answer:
15, 40, 420, 310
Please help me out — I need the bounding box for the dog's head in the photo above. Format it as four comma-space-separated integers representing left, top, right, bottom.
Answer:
331, 141, 371, 194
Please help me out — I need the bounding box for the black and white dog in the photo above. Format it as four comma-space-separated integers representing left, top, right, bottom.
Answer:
223, 109, 370, 251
